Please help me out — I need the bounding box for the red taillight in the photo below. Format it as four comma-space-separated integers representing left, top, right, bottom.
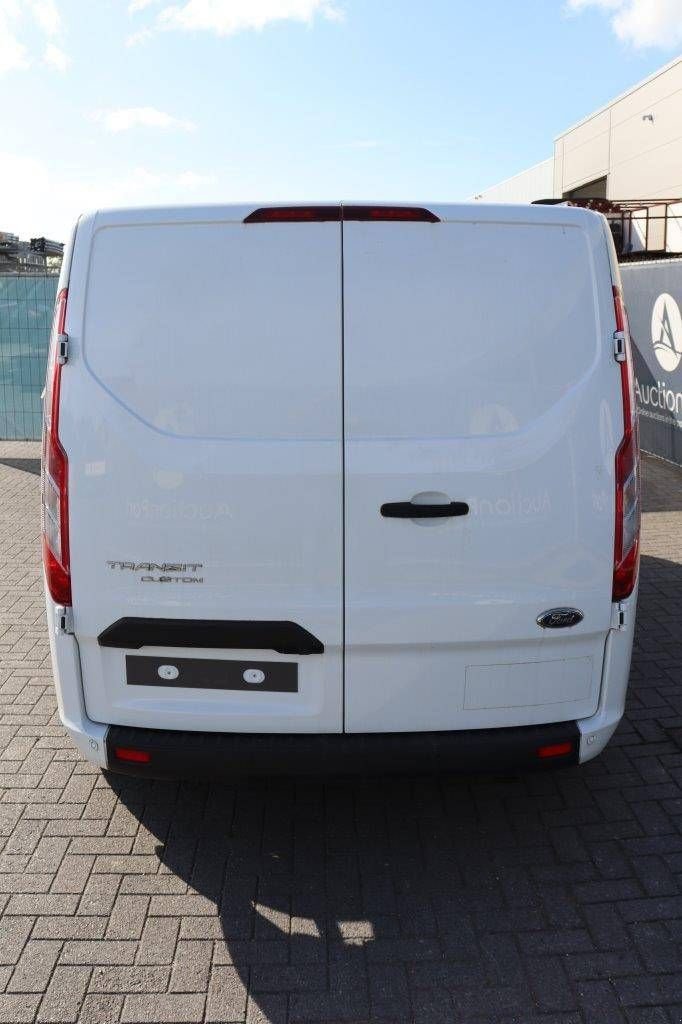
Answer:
613, 427, 640, 600
537, 742, 573, 759
243, 205, 440, 224
41, 287, 71, 605
114, 747, 151, 764
612, 285, 640, 601
243, 206, 341, 223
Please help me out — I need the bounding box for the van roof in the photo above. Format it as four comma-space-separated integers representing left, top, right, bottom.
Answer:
83, 202, 603, 230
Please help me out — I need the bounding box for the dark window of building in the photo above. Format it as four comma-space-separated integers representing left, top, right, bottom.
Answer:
563, 177, 608, 200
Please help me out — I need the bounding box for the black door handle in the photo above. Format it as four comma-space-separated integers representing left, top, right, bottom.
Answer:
380, 501, 469, 519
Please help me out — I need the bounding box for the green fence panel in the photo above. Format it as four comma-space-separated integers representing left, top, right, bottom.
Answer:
0, 275, 58, 440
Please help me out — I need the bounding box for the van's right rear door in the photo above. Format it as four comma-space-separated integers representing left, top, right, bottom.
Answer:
342, 206, 621, 734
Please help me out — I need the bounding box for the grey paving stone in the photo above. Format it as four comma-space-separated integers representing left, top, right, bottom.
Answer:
76, 994, 124, 1024
37, 965, 90, 1023
206, 965, 248, 1023
0, 994, 42, 1023
121, 992, 205, 1023
7, 941, 61, 994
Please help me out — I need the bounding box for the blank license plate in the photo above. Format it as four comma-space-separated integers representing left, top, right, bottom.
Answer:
125, 655, 298, 692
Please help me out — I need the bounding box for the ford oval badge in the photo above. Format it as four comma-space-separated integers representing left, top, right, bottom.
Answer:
537, 607, 584, 629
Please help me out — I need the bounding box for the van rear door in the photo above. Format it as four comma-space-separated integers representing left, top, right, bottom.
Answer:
63, 208, 343, 733
342, 206, 620, 733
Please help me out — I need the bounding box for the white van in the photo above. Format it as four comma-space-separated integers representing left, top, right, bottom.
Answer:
42, 202, 639, 777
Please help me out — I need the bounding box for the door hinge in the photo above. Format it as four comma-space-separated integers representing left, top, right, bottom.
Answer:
57, 333, 69, 365
55, 605, 74, 635
613, 330, 626, 362
611, 602, 627, 630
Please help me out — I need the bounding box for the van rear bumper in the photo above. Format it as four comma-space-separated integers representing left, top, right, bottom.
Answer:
105, 721, 581, 779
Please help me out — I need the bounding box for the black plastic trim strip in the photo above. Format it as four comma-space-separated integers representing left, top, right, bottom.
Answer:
381, 501, 469, 519
98, 618, 324, 655
106, 721, 581, 780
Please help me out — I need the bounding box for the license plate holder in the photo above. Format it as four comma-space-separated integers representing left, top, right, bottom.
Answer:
126, 655, 298, 692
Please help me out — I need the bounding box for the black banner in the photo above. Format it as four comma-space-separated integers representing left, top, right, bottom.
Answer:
620, 259, 682, 466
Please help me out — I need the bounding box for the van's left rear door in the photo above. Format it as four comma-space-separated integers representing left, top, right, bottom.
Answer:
63, 207, 343, 733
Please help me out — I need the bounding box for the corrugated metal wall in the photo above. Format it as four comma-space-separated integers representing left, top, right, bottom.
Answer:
0, 275, 58, 440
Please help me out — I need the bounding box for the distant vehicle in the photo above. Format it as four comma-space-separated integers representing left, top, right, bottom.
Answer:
41, 202, 639, 776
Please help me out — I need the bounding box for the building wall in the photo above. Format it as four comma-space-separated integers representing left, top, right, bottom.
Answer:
553, 111, 610, 197
554, 56, 682, 200
471, 157, 554, 204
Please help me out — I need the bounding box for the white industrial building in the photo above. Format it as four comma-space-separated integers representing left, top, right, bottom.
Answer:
472, 158, 554, 205
473, 54, 682, 252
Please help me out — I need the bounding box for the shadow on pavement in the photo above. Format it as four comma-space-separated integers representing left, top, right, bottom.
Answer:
0, 456, 41, 475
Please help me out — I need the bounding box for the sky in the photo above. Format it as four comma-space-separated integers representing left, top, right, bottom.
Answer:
1, 0, 681, 241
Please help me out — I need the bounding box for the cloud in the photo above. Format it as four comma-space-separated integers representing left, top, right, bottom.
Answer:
0, 28, 29, 74
43, 41, 69, 70
127, 0, 343, 44
0, 150, 221, 241
28, 0, 61, 36
90, 106, 197, 133
567, 0, 682, 49
0, 0, 69, 74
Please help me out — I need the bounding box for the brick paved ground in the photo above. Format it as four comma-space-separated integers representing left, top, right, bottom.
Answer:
0, 441, 681, 1024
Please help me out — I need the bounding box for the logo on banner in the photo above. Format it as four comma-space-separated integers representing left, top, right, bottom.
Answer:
651, 293, 682, 372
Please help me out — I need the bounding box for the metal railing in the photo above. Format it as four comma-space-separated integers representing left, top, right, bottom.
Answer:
533, 197, 682, 261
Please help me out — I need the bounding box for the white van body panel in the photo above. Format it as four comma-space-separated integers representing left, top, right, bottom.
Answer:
577, 583, 637, 760
44, 590, 107, 768
45, 202, 637, 763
